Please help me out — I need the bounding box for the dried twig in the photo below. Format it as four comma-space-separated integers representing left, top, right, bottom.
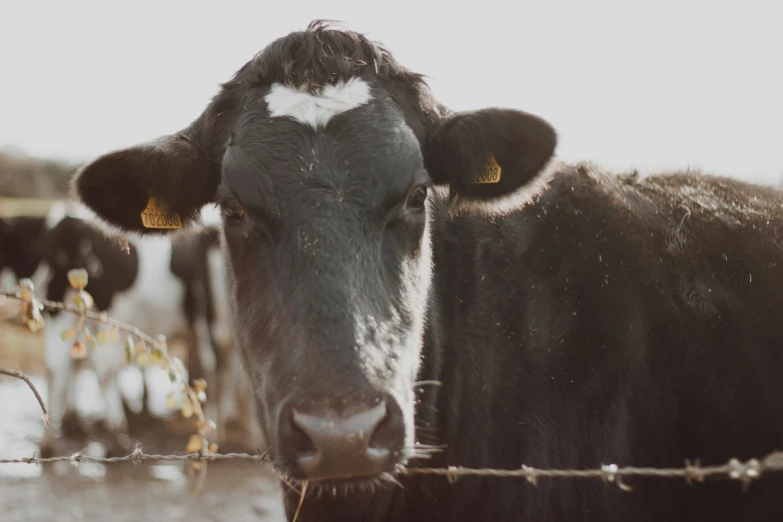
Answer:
1, 279, 208, 424
1, 274, 216, 487
292, 480, 308, 522
1, 288, 172, 358
0, 367, 49, 428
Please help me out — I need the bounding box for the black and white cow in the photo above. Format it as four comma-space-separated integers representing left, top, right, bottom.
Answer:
67, 20, 783, 522
0, 215, 49, 292
27, 202, 260, 456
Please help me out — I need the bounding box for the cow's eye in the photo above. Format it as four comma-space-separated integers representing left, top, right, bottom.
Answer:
221, 201, 246, 223
406, 184, 428, 210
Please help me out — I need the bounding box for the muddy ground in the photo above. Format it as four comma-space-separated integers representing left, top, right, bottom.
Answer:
0, 310, 286, 521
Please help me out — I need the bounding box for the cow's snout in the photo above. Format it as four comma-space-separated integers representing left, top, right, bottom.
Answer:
277, 394, 405, 481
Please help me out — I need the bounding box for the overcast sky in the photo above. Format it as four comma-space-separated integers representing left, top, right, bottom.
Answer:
1, 0, 781, 185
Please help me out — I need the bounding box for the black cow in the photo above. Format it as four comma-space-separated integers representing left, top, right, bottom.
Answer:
13, 205, 258, 456
1, 213, 108, 438
67, 20, 783, 522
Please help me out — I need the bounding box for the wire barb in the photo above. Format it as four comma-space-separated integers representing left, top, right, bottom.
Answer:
130, 444, 144, 465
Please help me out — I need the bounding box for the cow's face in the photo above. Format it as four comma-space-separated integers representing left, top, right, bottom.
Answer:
216, 78, 436, 481
69, 21, 557, 487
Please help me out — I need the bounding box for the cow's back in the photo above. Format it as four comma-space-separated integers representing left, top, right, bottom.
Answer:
427, 164, 783, 521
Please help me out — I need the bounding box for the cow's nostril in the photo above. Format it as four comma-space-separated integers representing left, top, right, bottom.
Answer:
368, 396, 405, 454
286, 416, 318, 460
277, 395, 404, 481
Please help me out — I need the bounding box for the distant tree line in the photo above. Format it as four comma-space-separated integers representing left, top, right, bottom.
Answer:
0, 149, 77, 198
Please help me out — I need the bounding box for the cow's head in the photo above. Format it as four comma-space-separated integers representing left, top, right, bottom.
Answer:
70, 21, 557, 486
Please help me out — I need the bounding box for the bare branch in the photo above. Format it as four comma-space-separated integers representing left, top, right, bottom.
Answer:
1, 289, 158, 347
1, 277, 213, 481
0, 367, 49, 428
0, 287, 208, 426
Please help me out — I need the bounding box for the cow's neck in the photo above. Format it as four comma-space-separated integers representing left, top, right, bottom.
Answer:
404, 200, 537, 516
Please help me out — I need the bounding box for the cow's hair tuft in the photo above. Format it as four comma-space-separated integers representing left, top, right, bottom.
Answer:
227, 19, 426, 95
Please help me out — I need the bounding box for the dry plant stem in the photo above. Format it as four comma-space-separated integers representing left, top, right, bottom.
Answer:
277, 472, 303, 496
1, 286, 211, 487
0, 290, 207, 426
292, 481, 308, 522
0, 367, 49, 427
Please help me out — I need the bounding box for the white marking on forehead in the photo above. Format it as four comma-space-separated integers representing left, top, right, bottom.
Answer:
264, 77, 372, 129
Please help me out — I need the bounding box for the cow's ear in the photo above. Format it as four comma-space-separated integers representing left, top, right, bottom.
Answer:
423, 108, 557, 208
70, 133, 218, 235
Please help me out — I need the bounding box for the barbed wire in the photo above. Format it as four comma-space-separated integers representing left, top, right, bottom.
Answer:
0, 447, 270, 467
4, 280, 783, 493
2, 447, 783, 491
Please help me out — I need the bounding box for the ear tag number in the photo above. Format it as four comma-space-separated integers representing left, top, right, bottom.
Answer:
141, 195, 182, 229
471, 155, 502, 184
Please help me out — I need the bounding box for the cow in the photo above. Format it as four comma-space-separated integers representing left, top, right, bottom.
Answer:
0, 215, 49, 292
34, 203, 261, 456
65, 20, 783, 522
1, 208, 120, 438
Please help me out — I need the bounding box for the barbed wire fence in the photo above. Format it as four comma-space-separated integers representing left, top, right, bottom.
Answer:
2, 274, 783, 498
2, 446, 783, 491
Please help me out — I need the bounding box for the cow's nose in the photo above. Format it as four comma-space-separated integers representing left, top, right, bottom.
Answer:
278, 395, 404, 481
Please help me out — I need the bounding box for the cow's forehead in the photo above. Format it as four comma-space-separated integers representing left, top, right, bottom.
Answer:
222, 81, 424, 208
264, 77, 373, 130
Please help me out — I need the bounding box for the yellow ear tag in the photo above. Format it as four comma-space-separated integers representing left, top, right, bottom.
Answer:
141, 195, 182, 229
471, 155, 502, 184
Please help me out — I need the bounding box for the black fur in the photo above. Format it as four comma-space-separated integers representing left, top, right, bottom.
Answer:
0, 216, 47, 281
69, 20, 783, 522
43, 216, 139, 311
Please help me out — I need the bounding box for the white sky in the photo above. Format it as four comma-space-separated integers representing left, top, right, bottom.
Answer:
1, 0, 781, 185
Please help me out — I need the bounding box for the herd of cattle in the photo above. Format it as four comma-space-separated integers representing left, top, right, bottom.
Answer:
0, 201, 264, 456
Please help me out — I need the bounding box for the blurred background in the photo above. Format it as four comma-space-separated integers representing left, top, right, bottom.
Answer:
1, 0, 781, 521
